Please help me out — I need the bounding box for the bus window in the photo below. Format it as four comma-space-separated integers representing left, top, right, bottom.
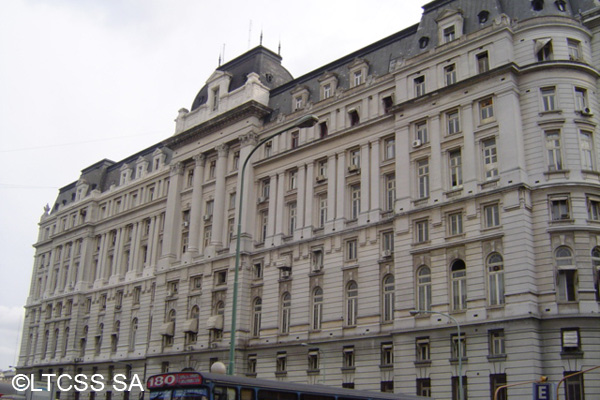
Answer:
300, 395, 335, 400
257, 390, 297, 400
150, 391, 171, 400
240, 389, 255, 400
174, 388, 208, 400
214, 386, 237, 400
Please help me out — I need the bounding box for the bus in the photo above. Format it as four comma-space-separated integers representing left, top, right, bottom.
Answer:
146, 370, 427, 400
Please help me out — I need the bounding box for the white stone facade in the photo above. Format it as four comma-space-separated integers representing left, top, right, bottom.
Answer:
18, 1, 600, 400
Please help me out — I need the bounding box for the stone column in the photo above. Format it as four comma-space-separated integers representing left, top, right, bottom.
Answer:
369, 139, 381, 221
188, 154, 205, 255
211, 144, 229, 248
303, 162, 315, 238
359, 142, 370, 224
326, 154, 337, 234
295, 164, 306, 241
159, 162, 184, 269
266, 173, 277, 247
274, 171, 285, 245
395, 125, 411, 212
461, 103, 476, 191
335, 152, 346, 231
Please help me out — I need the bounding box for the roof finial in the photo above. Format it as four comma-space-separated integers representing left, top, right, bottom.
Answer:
260, 29, 263, 46
218, 53, 221, 67
278, 39, 281, 56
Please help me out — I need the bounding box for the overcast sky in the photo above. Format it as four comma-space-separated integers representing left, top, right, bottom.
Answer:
0, 0, 424, 370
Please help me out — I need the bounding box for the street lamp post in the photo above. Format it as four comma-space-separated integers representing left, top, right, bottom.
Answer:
228, 115, 319, 375
410, 309, 463, 400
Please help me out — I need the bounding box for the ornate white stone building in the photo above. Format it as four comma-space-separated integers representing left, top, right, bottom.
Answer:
18, 1, 600, 399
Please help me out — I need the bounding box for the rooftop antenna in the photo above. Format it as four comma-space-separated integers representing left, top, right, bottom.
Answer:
278, 37, 281, 56
218, 53, 221, 67
248, 20, 252, 49
222, 43, 226, 64
260, 29, 263, 46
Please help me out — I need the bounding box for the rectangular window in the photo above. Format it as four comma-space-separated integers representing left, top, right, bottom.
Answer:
308, 350, 319, 371
416, 121, 428, 144
546, 131, 563, 171
447, 110, 460, 134
322, 83, 331, 100
414, 76, 426, 97
349, 149, 361, 169
483, 204, 500, 228
449, 149, 463, 189
415, 220, 429, 243
541, 87, 556, 111
451, 334, 467, 359
311, 249, 323, 272
580, 130, 594, 170
385, 174, 396, 211
567, 38, 581, 61
247, 354, 257, 375
318, 194, 327, 228
350, 184, 361, 219
346, 239, 357, 261
288, 202, 297, 235
563, 372, 584, 400
288, 170, 297, 191
264, 141, 272, 157
561, 328, 581, 353
537, 39, 553, 61
477, 51, 489, 73
259, 211, 268, 242
575, 87, 588, 112
384, 137, 395, 160
343, 346, 355, 368
132, 287, 141, 306
212, 87, 220, 111
417, 378, 431, 397
417, 159, 430, 199
482, 138, 498, 180
448, 212, 463, 236
382, 231, 394, 254
416, 337, 430, 361
557, 270, 577, 301
276, 352, 287, 373
381, 343, 393, 366
445, 64, 457, 86
317, 159, 327, 178
489, 330, 505, 356
353, 70, 363, 87
490, 374, 507, 400
550, 197, 570, 220
588, 197, 600, 221
480, 98, 494, 122
294, 96, 303, 111
291, 132, 299, 149
444, 26, 456, 43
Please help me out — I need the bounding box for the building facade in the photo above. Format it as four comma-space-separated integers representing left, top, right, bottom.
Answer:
18, 1, 600, 399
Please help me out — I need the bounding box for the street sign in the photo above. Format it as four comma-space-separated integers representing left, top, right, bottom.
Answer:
533, 383, 555, 400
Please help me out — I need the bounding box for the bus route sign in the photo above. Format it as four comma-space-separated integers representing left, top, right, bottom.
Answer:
147, 373, 203, 389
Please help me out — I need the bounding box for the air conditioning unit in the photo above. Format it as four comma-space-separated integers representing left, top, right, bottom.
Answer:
203, 215, 212, 221
316, 175, 326, 183
412, 139, 422, 148
581, 107, 593, 116
348, 164, 360, 173
382, 250, 393, 258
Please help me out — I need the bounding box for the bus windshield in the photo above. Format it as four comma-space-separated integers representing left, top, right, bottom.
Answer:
150, 388, 208, 400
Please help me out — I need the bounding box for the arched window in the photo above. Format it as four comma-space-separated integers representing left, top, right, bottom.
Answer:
80, 325, 88, 356
52, 328, 59, 358
111, 321, 120, 353
346, 281, 358, 326
215, 301, 225, 316
382, 275, 395, 322
555, 246, 577, 301
592, 247, 600, 301
62, 327, 69, 358
129, 318, 138, 350
312, 287, 323, 330
190, 305, 200, 319
487, 253, 505, 306
281, 293, 292, 334
417, 266, 432, 311
252, 298, 262, 337
42, 330, 49, 358
451, 259, 467, 311
95, 323, 104, 355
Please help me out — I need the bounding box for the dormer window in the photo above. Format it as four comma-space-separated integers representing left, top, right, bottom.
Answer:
294, 96, 303, 111
443, 26, 456, 43
318, 72, 338, 101
536, 39, 553, 61
322, 84, 331, 99
291, 86, 309, 111
478, 11, 489, 24
348, 59, 368, 89
212, 87, 220, 111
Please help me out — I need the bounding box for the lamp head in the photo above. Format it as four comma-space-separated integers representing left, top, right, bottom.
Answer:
295, 115, 319, 129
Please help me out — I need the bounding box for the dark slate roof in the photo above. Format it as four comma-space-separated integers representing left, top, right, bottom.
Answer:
190, 46, 294, 111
